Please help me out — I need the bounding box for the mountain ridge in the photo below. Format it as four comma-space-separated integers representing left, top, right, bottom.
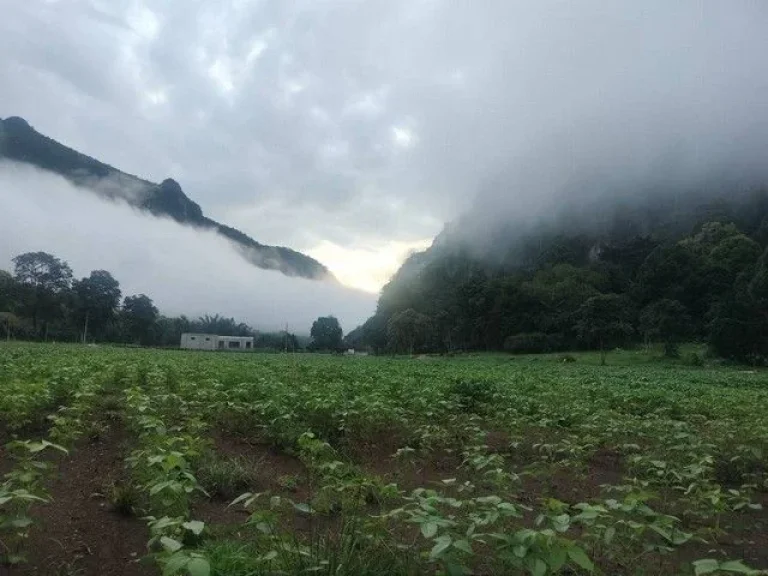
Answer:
0, 116, 332, 280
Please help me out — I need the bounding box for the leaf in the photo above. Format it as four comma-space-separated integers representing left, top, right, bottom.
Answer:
553, 513, 570, 532
567, 546, 594, 572
604, 526, 616, 545
513, 545, 528, 558
548, 545, 567, 571
421, 522, 438, 538
720, 560, 759, 574
693, 559, 720, 575
150, 481, 171, 496
445, 562, 467, 576
9, 517, 34, 528
648, 524, 671, 541
182, 520, 205, 536
160, 536, 183, 553
293, 502, 313, 514
429, 535, 452, 559
670, 529, 693, 546
229, 492, 253, 508
186, 558, 211, 576
527, 557, 547, 576
162, 554, 188, 576
452, 539, 473, 554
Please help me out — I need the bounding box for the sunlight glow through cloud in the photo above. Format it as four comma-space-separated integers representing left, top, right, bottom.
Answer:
307, 238, 433, 294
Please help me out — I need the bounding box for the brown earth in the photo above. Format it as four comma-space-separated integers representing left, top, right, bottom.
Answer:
192, 431, 308, 528
1, 420, 155, 576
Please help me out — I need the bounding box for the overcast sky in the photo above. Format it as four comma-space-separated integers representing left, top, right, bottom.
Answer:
2, 1, 768, 294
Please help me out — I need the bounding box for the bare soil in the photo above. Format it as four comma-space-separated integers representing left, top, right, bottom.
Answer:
2, 419, 155, 576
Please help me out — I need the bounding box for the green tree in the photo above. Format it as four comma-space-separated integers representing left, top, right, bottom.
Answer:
709, 290, 766, 363
386, 308, 432, 355
708, 233, 761, 277
575, 294, 634, 365
0, 270, 17, 313
635, 244, 709, 331
155, 315, 192, 347
680, 221, 740, 255
0, 311, 19, 341
639, 299, 691, 357
122, 294, 159, 345
748, 246, 768, 314
195, 314, 252, 336
310, 316, 343, 351
707, 246, 768, 363
524, 264, 607, 339
360, 314, 389, 353
72, 270, 121, 343
12, 251, 73, 337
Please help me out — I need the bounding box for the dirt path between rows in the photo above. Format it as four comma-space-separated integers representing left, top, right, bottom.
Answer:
2, 418, 156, 576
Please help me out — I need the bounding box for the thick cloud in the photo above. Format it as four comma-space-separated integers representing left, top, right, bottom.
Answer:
1, 1, 767, 289
0, 162, 375, 333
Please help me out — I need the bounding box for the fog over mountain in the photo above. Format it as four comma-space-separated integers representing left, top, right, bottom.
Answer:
0, 162, 375, 333
1, 1, 767, 296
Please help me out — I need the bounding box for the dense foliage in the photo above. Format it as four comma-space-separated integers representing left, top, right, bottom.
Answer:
356, 191, 768, 363
309, 316, 343, 351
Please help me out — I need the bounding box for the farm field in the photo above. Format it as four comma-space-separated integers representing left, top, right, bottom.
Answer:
1, 344, 768, 576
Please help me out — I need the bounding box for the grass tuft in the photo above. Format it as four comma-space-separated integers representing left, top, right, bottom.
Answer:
197, 455, 260, 500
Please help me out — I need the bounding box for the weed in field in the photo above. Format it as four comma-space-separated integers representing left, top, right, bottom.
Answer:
109, 481, 141, 517
196, 455, 259, 500
277, 474, 300, 492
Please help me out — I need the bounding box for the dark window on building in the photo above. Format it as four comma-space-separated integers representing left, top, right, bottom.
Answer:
190, 336, 196, 341
228, 341, 241, 349
218, 341, 224, 349
246, 342, 252, 349
205, 337, 210, 341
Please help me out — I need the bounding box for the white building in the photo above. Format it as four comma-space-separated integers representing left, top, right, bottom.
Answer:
180, 333, 254, 351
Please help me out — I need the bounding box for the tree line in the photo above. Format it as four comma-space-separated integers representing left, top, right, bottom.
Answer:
349, 203, 768, 363
0, 251, 305, 350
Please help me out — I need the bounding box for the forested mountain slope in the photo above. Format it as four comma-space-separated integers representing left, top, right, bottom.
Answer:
352, 187, 768, 362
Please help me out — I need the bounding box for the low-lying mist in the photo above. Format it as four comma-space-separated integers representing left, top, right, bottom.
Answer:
0, 162, 376, 333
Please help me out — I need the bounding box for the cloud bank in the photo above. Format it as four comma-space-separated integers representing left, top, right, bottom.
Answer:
0, 162, 375, 333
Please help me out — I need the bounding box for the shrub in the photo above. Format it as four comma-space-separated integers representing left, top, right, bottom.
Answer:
447, 378, 497, 413
504, 332, 562, 354
196, 455, 259, 500
685, 352, 703, 367
664, 341, 680, 358
109, 482, 141, 516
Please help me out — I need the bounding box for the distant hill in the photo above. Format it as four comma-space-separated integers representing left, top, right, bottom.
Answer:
0, 116, 332, 280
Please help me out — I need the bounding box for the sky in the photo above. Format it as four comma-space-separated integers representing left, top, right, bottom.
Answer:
2, 1, 768, 297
